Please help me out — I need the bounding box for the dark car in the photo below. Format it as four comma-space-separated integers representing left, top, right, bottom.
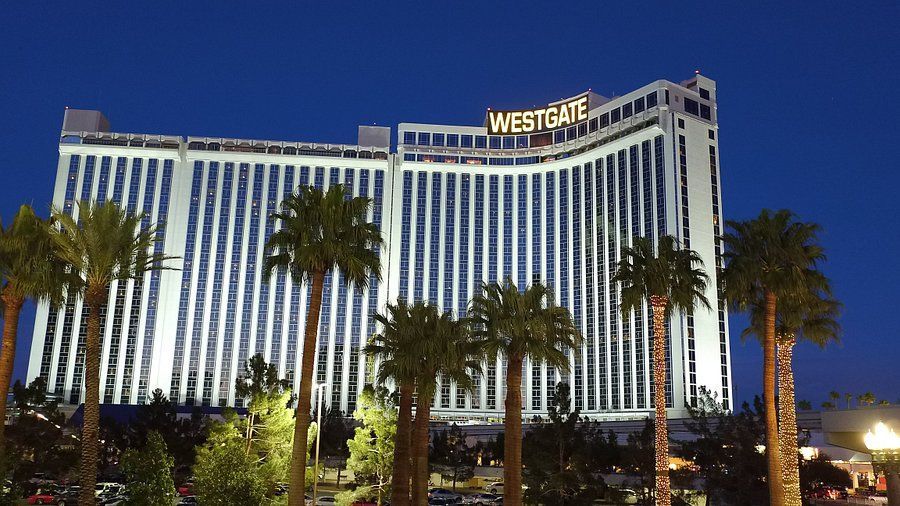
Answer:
177, 497, 198, 505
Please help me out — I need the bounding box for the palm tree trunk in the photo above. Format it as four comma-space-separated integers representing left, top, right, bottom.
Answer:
649, 296, 671, 506
0, 293, 24, 458
79, 288, 105, 506
777, 334, 801, 506
289, 270, 325, 506
411, 391, 432, 506
503, 353, 524, 506
390, 382, 414, 506
763, 290, 785, 506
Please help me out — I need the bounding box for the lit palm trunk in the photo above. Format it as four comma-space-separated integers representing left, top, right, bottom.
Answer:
778, 334, 801, 506
503, 353, 525, 506
80, 288, 105, 506
0, 294, 23, 454
390, 382, 414, 506
650, 296, 670, 506
764, 290, 786, 506
411, 392, 432, 505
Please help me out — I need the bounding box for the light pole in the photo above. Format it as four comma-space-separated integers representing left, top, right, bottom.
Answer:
864, 421, 900, 505
312, 383, 327, 505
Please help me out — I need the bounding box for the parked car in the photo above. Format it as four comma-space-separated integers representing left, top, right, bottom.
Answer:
94, 483, 122, 498
55, 488, 82, 506
463, 493, 499, 505
483, 482, 504, 495
26, 490, 59, 505
177, 497, 198, 505
429, 498, 459, 506
429, 488, 462, 501
177, 482, 194, 496
316, 496, 337, 506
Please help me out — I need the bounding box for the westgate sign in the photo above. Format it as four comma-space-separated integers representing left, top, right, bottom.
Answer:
486, 95, 589, 135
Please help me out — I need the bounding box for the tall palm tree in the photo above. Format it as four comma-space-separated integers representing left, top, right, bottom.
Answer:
49, 200, 174, 505
844, 392, 853, 410
613, 235, 710, 506
858, 392, 876, 406
365, 301, 426, 506
469, 280, 580, 506
722, 209, 824, 506
828, 390, 840, 405
744, 286, 840, 506
0, 205, 70, 456
263, 184, 382, 506
408, 306, 480, 505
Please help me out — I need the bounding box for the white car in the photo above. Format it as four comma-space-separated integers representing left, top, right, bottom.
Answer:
463, 493, 500, 505
484, 482, 504, 495
316, 496, 337, 506
95, 483, 123, 497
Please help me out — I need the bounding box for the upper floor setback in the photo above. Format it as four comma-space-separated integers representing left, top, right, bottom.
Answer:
57, 74, 716, 167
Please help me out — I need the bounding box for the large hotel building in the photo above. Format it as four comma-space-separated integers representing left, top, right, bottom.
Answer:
28, 74, 732, 419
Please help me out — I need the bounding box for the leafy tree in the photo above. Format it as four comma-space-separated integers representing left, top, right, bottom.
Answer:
49, 200, 175, 505
121, 431, 177, 506
681, 393, 769, 506
800, 455, 851, 492
313, 406, 354, 486
2, 378, 78, 500
796, 400, 812, 411
469, 280, 581, 505
857, 392, 876, 406
430, 424, 476, 491
263, 184, 383, 506
722, 209, 824, 506
130, 388, 208, 473
613, 235, 710, 506
522, 382, 603, 505
0, 205, 69, 457
821, 401, 836, 410
194, 412, 267, 506
341, 386, 396, 506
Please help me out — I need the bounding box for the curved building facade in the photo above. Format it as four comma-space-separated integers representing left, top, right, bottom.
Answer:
29, 74, 731, 419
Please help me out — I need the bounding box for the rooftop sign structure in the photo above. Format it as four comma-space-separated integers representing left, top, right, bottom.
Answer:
486, 94, 589, 135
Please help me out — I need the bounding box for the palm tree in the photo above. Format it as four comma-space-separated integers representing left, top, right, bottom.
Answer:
613, 235, 710, 506
49, 200, 174, 505
821, 401, 836, 410
796, 400, 812, 411
0, 205, 70, 456
408, 306, 480, 505
722, 209, 824, 506
844, 392, 853, 410
469, 280, 580, 506
828, 390, 840, 405
263, 184, 382, 506
365, 301, 426, 506
744, 287, 840, 506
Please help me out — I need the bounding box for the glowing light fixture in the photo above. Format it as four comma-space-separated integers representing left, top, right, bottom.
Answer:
864, 421, 900, 451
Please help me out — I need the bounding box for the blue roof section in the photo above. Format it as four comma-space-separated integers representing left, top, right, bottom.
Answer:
67, 403, 247, 426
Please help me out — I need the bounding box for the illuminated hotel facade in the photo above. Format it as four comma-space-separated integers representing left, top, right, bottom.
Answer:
29, 73, 732, 419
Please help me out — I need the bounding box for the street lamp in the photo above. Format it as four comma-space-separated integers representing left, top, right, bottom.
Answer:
864, 421, 900, 505
312, 383, 327, 505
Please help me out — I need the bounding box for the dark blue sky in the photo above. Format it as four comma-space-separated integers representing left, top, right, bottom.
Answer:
2, 2, 898, 407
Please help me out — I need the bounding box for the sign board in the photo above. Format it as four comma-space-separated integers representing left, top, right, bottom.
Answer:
486, 95, 589, 135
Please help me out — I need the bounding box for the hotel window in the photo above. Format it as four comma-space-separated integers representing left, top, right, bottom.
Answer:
678, 118, 685, 129
634, 97, 645, 113
475, 135, 487, 149
566, 126, 577, 141
577, 122, 587, 137
699, 87, 710, 100
516, 135, 528, 148
700, 104, 711, 120
708, 129, 715, 140
647, 91, 658, 108
403, 153, 415, 162
432, 133, 445, 146
403, 131, 416, 145
502, 136, 515, 149
599, 112, 610, 128
589, 118, 598, 132
684, 97, 700, 116
610, 107, 621, 123
447, 134, 459, 147
490, 136, 501, 149
554, 129, 565, 144
461, 134, 473, 148
622, 102, 633, 119
417, 132, 430, 146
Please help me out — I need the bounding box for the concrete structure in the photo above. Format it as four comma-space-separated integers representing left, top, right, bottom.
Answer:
29, 74, 731, 420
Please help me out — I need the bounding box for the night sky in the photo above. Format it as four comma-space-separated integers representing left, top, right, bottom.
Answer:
1, 2, 898, 408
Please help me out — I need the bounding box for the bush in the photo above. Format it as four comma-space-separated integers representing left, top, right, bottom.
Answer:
122, 431, 177, 506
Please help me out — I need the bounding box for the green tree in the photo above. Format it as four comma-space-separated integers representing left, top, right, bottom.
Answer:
744, 288, 839, 506
722, 209, 824, 506
235, 354, 291, 457
613, 235, 710, 506
820, 401, 836, 410
796, 400, 812, 411
0, 205, 69, 457
430, 424, 476, 491
469, 280, 581, 506
857, 392, 876, 406
49, 200, 175, 505
339, 386, 396, 506
121, 431, 177, 506
194, 412, 267, 506
263, 184, 382, 506
522, 382, 603, 505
